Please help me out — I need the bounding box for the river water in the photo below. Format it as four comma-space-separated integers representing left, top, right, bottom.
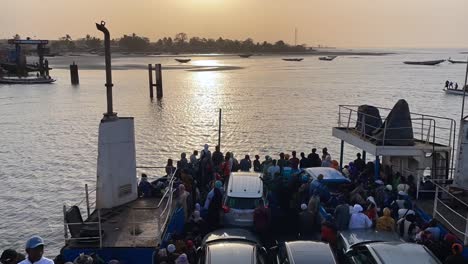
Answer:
0, 49, 467, 254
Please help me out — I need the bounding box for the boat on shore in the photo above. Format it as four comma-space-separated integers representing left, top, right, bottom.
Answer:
282, 58, 303, 62
319, 55, 337, 61
403, 59, 445, 65
0, 76, 55, 84
239, 54, 252, 58
448, 59, 467, 64
175, 58, 191, 63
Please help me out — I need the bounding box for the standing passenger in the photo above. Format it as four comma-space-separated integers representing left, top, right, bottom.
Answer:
289, 151, 300, 170
348, 204, 372, 229
212, 145, 224, 172
253, 155, 262, 172
308, 148, 322, 167
239, 155, 252, 172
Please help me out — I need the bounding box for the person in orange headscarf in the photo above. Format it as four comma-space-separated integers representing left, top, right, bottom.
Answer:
331, 160, 339, 170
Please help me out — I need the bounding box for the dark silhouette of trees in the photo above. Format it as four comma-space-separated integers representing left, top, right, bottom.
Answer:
118, 33, 150, 51
48, 32, 310, 53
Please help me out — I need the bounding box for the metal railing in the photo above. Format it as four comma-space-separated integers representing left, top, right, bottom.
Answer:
128, 168, 178, 247
62, 203, 103, 248
432, 183, 468, 245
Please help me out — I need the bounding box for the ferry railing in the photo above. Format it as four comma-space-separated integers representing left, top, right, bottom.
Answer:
128, 168, 178, 247
338, 105, 457, 178
416, 170, 455, 200
62, 204, 103, 248
431, 182, 468, 245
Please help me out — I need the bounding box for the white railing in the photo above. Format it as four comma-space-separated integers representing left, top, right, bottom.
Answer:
432, 184, 468, 245
128, 168, 178, 247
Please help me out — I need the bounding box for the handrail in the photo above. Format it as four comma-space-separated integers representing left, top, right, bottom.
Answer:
129, 168, 179, 246
431, 185, 468, 245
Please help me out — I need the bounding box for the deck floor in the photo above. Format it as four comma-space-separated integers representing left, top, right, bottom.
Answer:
69, 197, 169, 248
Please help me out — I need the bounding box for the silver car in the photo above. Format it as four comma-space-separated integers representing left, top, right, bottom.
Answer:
197, 228, 268, 264
222, 172, 265, 227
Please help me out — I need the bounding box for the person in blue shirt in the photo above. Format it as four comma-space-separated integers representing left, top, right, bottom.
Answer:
239, 155, 252, 172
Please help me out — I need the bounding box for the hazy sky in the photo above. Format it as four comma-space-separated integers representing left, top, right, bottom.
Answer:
2, 0, 468, 48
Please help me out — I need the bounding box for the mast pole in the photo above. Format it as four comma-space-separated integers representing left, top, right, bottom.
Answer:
461, 56, 468, 120
96, 21, 116, 119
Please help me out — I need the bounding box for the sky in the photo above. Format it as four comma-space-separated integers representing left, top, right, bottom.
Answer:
2, 0, 468, 48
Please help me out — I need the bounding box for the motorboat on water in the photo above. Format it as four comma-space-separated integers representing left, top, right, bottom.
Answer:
444, 88, 468, 95
448, 59, 467, 64
403, 59, 445, 65
282, 58, 303, 62
175, 58, 191, 63
239, 54, 253, 58
319, 55, 337, 61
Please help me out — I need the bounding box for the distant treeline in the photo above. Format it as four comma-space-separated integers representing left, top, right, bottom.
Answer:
32, 33, 312, 53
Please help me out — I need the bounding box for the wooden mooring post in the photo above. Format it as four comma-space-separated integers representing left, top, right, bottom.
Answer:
148, 64, 163, 98
70, 62, 79, 85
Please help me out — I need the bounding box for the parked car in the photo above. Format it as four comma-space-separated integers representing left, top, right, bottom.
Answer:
223, 172, 265, 227
336, 229, 440, 264
275, 241, 338, 264
197, 228, 268, 264
342, 242, 441, 264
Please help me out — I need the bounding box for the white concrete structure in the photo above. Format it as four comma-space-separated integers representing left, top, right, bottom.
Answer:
454, 119, 468, 190
96, 117, 138, 209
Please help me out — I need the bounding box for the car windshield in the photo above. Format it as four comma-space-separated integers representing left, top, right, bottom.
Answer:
226, 197, 261, 210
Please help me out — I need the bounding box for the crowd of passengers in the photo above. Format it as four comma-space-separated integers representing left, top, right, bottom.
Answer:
137, 145, 467, 264
3, 145, 464, 264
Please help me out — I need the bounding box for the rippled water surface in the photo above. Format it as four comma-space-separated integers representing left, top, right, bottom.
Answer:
1, 50, 467, 253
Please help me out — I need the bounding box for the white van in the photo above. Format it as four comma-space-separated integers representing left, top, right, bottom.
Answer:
222, 172, 264, 227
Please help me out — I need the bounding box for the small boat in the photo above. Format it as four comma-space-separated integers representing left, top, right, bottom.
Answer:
319, 55, 337, 61
239, 54, 252, 58
0, 76, 56, 84
443, 88, 468, 95
403, 59, 445, 65
448, 59, 467, 64
282, 58, 303, 62
175, 58, 191, 63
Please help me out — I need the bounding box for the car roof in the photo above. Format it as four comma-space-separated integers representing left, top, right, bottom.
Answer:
367, 242, 442, 264
285, 241, 337, 264
338, 229, 402, 251
304, 167, 350, 184
207, 242, 256, 264
202, 228, 261, 245
227, 172, 263, 198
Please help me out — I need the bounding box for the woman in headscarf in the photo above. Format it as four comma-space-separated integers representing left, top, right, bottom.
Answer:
348, 204, 372, 229
206, 183, 222, 229
376, 207, 395, 232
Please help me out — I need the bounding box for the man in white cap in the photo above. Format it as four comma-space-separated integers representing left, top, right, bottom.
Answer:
19, 236, 54, 264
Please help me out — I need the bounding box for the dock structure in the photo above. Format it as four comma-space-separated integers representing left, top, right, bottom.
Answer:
148, 64, 163, 99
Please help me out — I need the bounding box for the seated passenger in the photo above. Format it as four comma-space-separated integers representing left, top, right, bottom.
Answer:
424, 219, 441, 241
138, 174, 153, 198
348, 204, 372, 229
397, 214, 420, 242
